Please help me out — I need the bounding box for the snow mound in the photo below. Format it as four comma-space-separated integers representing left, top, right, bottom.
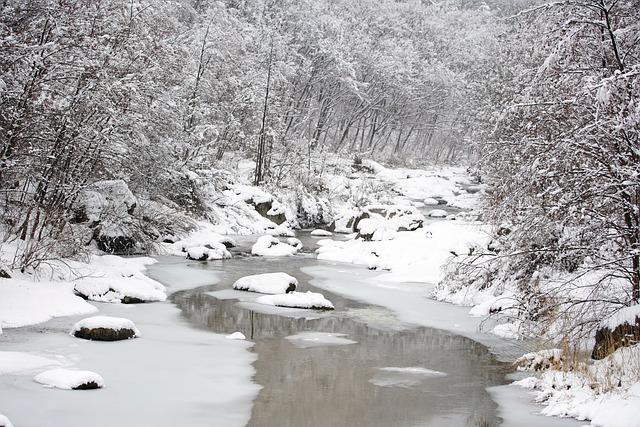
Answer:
255, 291, 334, 310
310, 229, 333, 237
74, 277, 166, 304
514, 349, 563, 371
427, 209, 447, 218
185, 243, 231, 261
285, 332, 356, 348
0, 414, 14, 427
225, 332, 246, 340
0, 351, 62, 375
423, 197, 440, 206
71, 316, 140, 341
603, 305, 640, 329
34, 368, 105, 390
251, 235, 299, 256
232, 272, 298, 294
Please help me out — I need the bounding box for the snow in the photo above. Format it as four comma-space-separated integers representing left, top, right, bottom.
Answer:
285, 332, 356, 348
0, 263, 260, 427
71, 316, 140, 337
232, 272, 297, 294
0, 414, 14, 427
255, 291, 334, 310
162, 222, 235, 257
34, 368, 105, 390
225, 332, 246, 340
310, 229, 333, 237
423, 197, 440, 205
251, 235, 299, 256
378, 367, 447, 376
0, 351, 62, 375
185, 244, 231, 261
0, 279, 98, 330
603, 304, 640, 329
370, 366, 447, 388
513, 345, 640, 427
74, 277, 166, 303
427, 209, 448, 218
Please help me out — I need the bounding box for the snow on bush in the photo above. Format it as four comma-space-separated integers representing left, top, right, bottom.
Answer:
34, 368, 105, 390
232, 272, 298, 294
251, 235, 299, 256
514, 349, 563, 371
255, 291, 334, 310
514, 345, 640, 427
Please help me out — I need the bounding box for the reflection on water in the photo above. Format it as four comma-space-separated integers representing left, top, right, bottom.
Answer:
153, 254, 510, 427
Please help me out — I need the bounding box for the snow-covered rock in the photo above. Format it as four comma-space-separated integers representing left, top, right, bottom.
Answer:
423, 197, 440, 206
71, 316, 140, 341
225, 332, 246, 340
251, 235, 299, 256
286, 237, 303, 249
74, 277, 166, 304
310, 229, 333, 237
0, 414, 14, 427
427, 209, 447, 218
185, 243, 231, 261
34, 368, 104, 390
232, 272, 298, 294
255, 291, 334, 310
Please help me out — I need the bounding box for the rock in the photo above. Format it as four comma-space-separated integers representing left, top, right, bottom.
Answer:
71, 316, 140, 341
95, 234, 138, 255
252, 199, 286, 225
0, 267, 10, 279
592, 316, 640, 359
428, 209, 447, 218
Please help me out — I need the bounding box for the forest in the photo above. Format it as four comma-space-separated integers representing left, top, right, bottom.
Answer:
1, 0, 639, 426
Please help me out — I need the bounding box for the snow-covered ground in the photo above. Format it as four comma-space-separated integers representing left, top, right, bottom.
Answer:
0, 255, 259, 427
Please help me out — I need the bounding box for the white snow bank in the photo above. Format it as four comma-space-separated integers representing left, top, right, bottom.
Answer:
255, 291, 334, 310
232, 272, 297, 294
318, 220, 488, 281
310, 229, 333, 237
34, 368, 105, 390
72, 255, 167, 303
185, 244, 231, 261
74, 277, 166, 303
251, 235, 299, 256
603, 305, 640, 329
0, 279, 98, 329
162, 222, 234, 256
285, 332, 356, 348
225, 332, 246, 340
71, 316, 140, 336
0, 414, 14, 427
0, 351, 62, 375
514, 345, 640, 427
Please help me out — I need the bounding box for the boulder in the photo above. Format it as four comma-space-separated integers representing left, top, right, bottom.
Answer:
71, 316, 140, 341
